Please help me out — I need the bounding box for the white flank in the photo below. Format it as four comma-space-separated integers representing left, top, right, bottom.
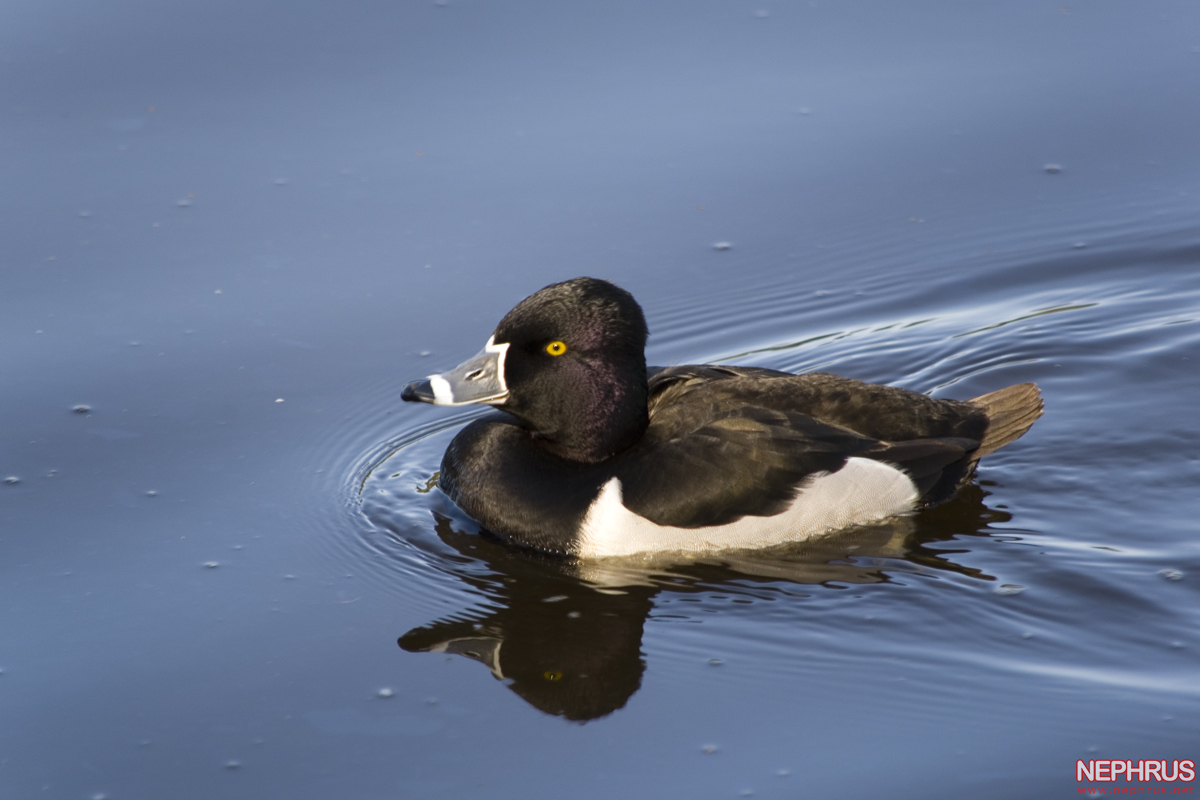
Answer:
576, 457, 919, 557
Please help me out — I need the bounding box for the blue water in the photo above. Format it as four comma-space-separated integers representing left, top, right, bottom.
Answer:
3, 1, 1199, 798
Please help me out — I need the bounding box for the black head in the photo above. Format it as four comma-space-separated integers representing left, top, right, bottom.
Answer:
402, 277, 650, 462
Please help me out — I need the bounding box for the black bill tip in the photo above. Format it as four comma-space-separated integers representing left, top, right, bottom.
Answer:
401, 379, 435, 403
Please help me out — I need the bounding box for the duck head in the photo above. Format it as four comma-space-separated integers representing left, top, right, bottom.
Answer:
402, 277, 650, 462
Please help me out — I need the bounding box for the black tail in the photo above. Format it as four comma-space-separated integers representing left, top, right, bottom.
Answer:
969, 383, 1044, 460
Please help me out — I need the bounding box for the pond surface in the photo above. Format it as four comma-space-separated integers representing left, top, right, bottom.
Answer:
3, 1, 1200, 798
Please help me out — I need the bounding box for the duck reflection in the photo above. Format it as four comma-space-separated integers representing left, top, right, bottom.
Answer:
398, 484, 1009, 722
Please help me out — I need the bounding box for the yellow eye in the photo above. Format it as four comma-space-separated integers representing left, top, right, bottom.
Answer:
545, 340, 567, 357
543, 670, 563, 682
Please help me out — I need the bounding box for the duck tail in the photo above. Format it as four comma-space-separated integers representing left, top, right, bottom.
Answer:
969, 382, 1044, 460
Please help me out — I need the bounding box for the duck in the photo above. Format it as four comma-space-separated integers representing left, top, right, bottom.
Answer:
401, 277, 1043, 558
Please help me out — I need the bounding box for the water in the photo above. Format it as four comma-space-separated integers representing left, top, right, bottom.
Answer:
3, 1, 1200, 798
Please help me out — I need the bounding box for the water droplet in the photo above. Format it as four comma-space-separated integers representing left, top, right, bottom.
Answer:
73, 404, 92, 414
224, 759, 241, 770
79, 210, 92, 218
176, 198, 192, 207
272, 178, 288, 186
708, 658, 724, 666
283, 574, 296, 580
541, 595, 568, 603
424, 696, 439, 705
377, 687, 395, 698
4, 476, 20, 485
1169, 640, 1185, 649
275, 398, 285, 403
419, 350, 431, 357
740, 790, 755, 797
1159, 568, 1184, 581
145, 490, 157, 497
797, 106, 812, 115
775, 769, 791, 777
567, 611, 581, 619
204, 561, 219, 569
1072, 241, 1087, 249
91, 793, 110, 800
712, 241, 732, 251
701, 744, 720, 754
1043, 163, 1062, 174
994, 583, 1025, 596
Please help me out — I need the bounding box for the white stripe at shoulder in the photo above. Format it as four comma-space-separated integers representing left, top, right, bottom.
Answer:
575, 457, 918, 558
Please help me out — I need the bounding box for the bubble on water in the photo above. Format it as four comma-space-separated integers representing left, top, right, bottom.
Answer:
567, 611, 581, 619
4, 476, 19, 485
419, 350, 431, 357
712, 241, 732, 251
1043, 163, 1062, 174
73, 404, 92, 414
275, 398, 285, 403
91, 793, 110, 800
377, 687, 395, 698
708, 658, 724, 666
1158, 568, 1184, 581
1072, 242, 1087, 249
145, 490, 158, 497
775, 769, 791, 777
176, 198, 192, 207
994, 583, 1025, 596
79, 210, 92, 218
225, 759, 241, 770
204, 561, 220, 569
283, 574, 296, 580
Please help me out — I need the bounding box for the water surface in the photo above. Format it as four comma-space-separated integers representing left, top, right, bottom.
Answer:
3, 1, 1200, 798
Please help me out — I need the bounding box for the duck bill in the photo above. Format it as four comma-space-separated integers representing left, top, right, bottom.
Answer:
402, 336, 510, 406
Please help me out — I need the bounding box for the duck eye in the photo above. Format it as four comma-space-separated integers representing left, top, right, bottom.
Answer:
545, 340, 567, 357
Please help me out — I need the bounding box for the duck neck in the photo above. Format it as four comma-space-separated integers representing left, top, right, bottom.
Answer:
522, 366, 649, 464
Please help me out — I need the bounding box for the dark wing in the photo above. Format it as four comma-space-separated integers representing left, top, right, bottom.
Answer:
632, 366, 986, 520
651, 365, 988, 442
613, 374, 880, 528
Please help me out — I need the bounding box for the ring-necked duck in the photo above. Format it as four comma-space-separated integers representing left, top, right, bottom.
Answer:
402, 277, 1043, 557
